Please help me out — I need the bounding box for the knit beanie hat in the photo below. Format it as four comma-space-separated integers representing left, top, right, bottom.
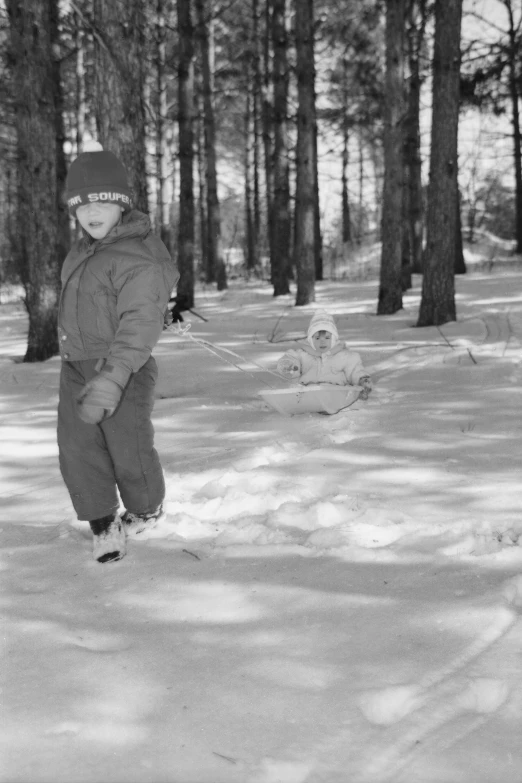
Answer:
307, 310, 339, 348
65, 150, 132, 215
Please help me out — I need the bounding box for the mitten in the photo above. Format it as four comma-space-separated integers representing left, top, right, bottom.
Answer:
358, 375, 372, 400
163, 306, 172, 330
278, 356, 300, 379
77, 373, 124, 424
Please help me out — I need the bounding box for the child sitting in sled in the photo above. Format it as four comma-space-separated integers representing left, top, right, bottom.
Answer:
276, 311, 372, 400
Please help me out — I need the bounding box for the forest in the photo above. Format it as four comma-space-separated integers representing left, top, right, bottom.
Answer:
0, 0, 521, 361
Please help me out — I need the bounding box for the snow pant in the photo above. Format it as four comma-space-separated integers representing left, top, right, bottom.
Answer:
57, 357, 165, 521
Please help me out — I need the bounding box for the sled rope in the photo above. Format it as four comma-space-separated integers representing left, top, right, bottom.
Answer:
169, 322, 289, 388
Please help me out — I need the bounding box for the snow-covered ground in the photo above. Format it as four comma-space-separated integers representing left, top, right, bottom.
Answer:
1, 271, 522, 783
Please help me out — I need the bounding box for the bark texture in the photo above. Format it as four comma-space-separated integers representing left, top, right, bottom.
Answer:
418, 0, 462, 326
378, 0, 404, 315
404, 0, 427, 275
294, 0, 316, 306
271, 0, 291, 295
92, 0, 148, 213
262, 0, 275, 269
177, 0, 195, 309
195, 0, 227, 290
7, 0, 68, 361
503, 0, 522, 253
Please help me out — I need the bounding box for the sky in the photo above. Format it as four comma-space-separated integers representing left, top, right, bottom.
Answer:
1, 243, 522, 783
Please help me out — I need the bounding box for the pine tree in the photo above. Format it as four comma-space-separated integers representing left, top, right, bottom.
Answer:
271, 0, 291, 296
177, 0, 195, 309
294, 0, 317, 306
195, 0, 227, 290
378, 0, 405, 315
418, 0, 462, 326
91, 0, 149, 213
6, 0, 68, 361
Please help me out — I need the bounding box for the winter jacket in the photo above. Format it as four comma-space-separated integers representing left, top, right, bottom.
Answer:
58, 210, 178, 389
277, 342, 368, 386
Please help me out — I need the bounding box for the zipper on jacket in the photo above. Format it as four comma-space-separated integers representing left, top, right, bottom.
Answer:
58, 245, 95, 356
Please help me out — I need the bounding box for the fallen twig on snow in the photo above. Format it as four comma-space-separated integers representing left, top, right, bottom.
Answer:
212, 752, 238, 765
267, 312, 286, 343
437, 326, 477, 364
182, 549, 201, 560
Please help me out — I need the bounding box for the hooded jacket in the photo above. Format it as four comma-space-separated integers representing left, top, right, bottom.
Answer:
277, 342, 368, 386
58, 209, 179, 389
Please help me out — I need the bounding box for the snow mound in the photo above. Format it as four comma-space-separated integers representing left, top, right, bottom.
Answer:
359, 685, 420, 725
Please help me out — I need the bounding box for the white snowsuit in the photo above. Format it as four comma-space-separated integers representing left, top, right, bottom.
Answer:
277, 342, 368, 386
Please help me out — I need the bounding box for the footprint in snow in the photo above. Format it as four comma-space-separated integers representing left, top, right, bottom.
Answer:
358, 685, 421, 725
501, 574, 522, 606
457, 678, 509, 714
61, 629, 130, 653
44, 722, 81, 737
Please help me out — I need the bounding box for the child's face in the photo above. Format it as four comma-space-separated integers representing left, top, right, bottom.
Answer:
312, 330, 333, 353
76, 202, 124, 240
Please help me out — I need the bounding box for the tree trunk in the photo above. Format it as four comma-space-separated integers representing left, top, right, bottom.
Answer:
3, 166, 17, 286
504, 0, 522, 253
164, 123, 178, 256
195, 0, 227, 290
271, 0, 291, 296
403, 63, 423, 275
54, 4, 70, 283
378, 0, 404, 315
417, 0, 462, 326
196, 95, 209, 281
75, 15, 86, 153
313, 114, 323, 280
7, 0, 68, 362
357, 133, 364, 244
341, 57, 352, 244
262, 0, 275, 278
154, 0, 168, 239
252, 0, 262, 268
92, 0, 148, 213
455, 189, 466, 273
401, 183, 412, 290
294, 0, 316, 306
244, 87, 256, 271
404, 0, 427, 275
177, 0, 195, 310
342, 125, 351, 244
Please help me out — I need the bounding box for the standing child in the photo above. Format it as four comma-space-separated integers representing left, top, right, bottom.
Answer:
58, 150, 179, 563
277, 310, 372, 398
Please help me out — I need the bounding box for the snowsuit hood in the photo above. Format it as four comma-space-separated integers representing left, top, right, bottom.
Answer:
306, 310, 339, 348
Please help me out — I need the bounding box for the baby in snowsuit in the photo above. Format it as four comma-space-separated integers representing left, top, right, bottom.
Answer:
277, 311, 372, 399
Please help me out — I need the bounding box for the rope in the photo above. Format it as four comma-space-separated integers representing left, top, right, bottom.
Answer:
167, 322, 290, 389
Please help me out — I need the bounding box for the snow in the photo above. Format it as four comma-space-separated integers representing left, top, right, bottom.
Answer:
2, 271, 522, 783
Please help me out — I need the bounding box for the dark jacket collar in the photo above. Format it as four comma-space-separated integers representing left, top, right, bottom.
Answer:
81, 209, 151, 249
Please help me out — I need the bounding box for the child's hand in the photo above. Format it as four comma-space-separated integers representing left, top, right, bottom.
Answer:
77, 374, 124, 424
359, 376, 372, 400
278, 357, 300, 378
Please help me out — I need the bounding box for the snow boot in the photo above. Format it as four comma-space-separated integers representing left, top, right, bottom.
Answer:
121, 504, 165, 538
89, 513, 126, 563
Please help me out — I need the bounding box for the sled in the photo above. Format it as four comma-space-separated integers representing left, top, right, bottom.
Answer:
259, 383, 361, 416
